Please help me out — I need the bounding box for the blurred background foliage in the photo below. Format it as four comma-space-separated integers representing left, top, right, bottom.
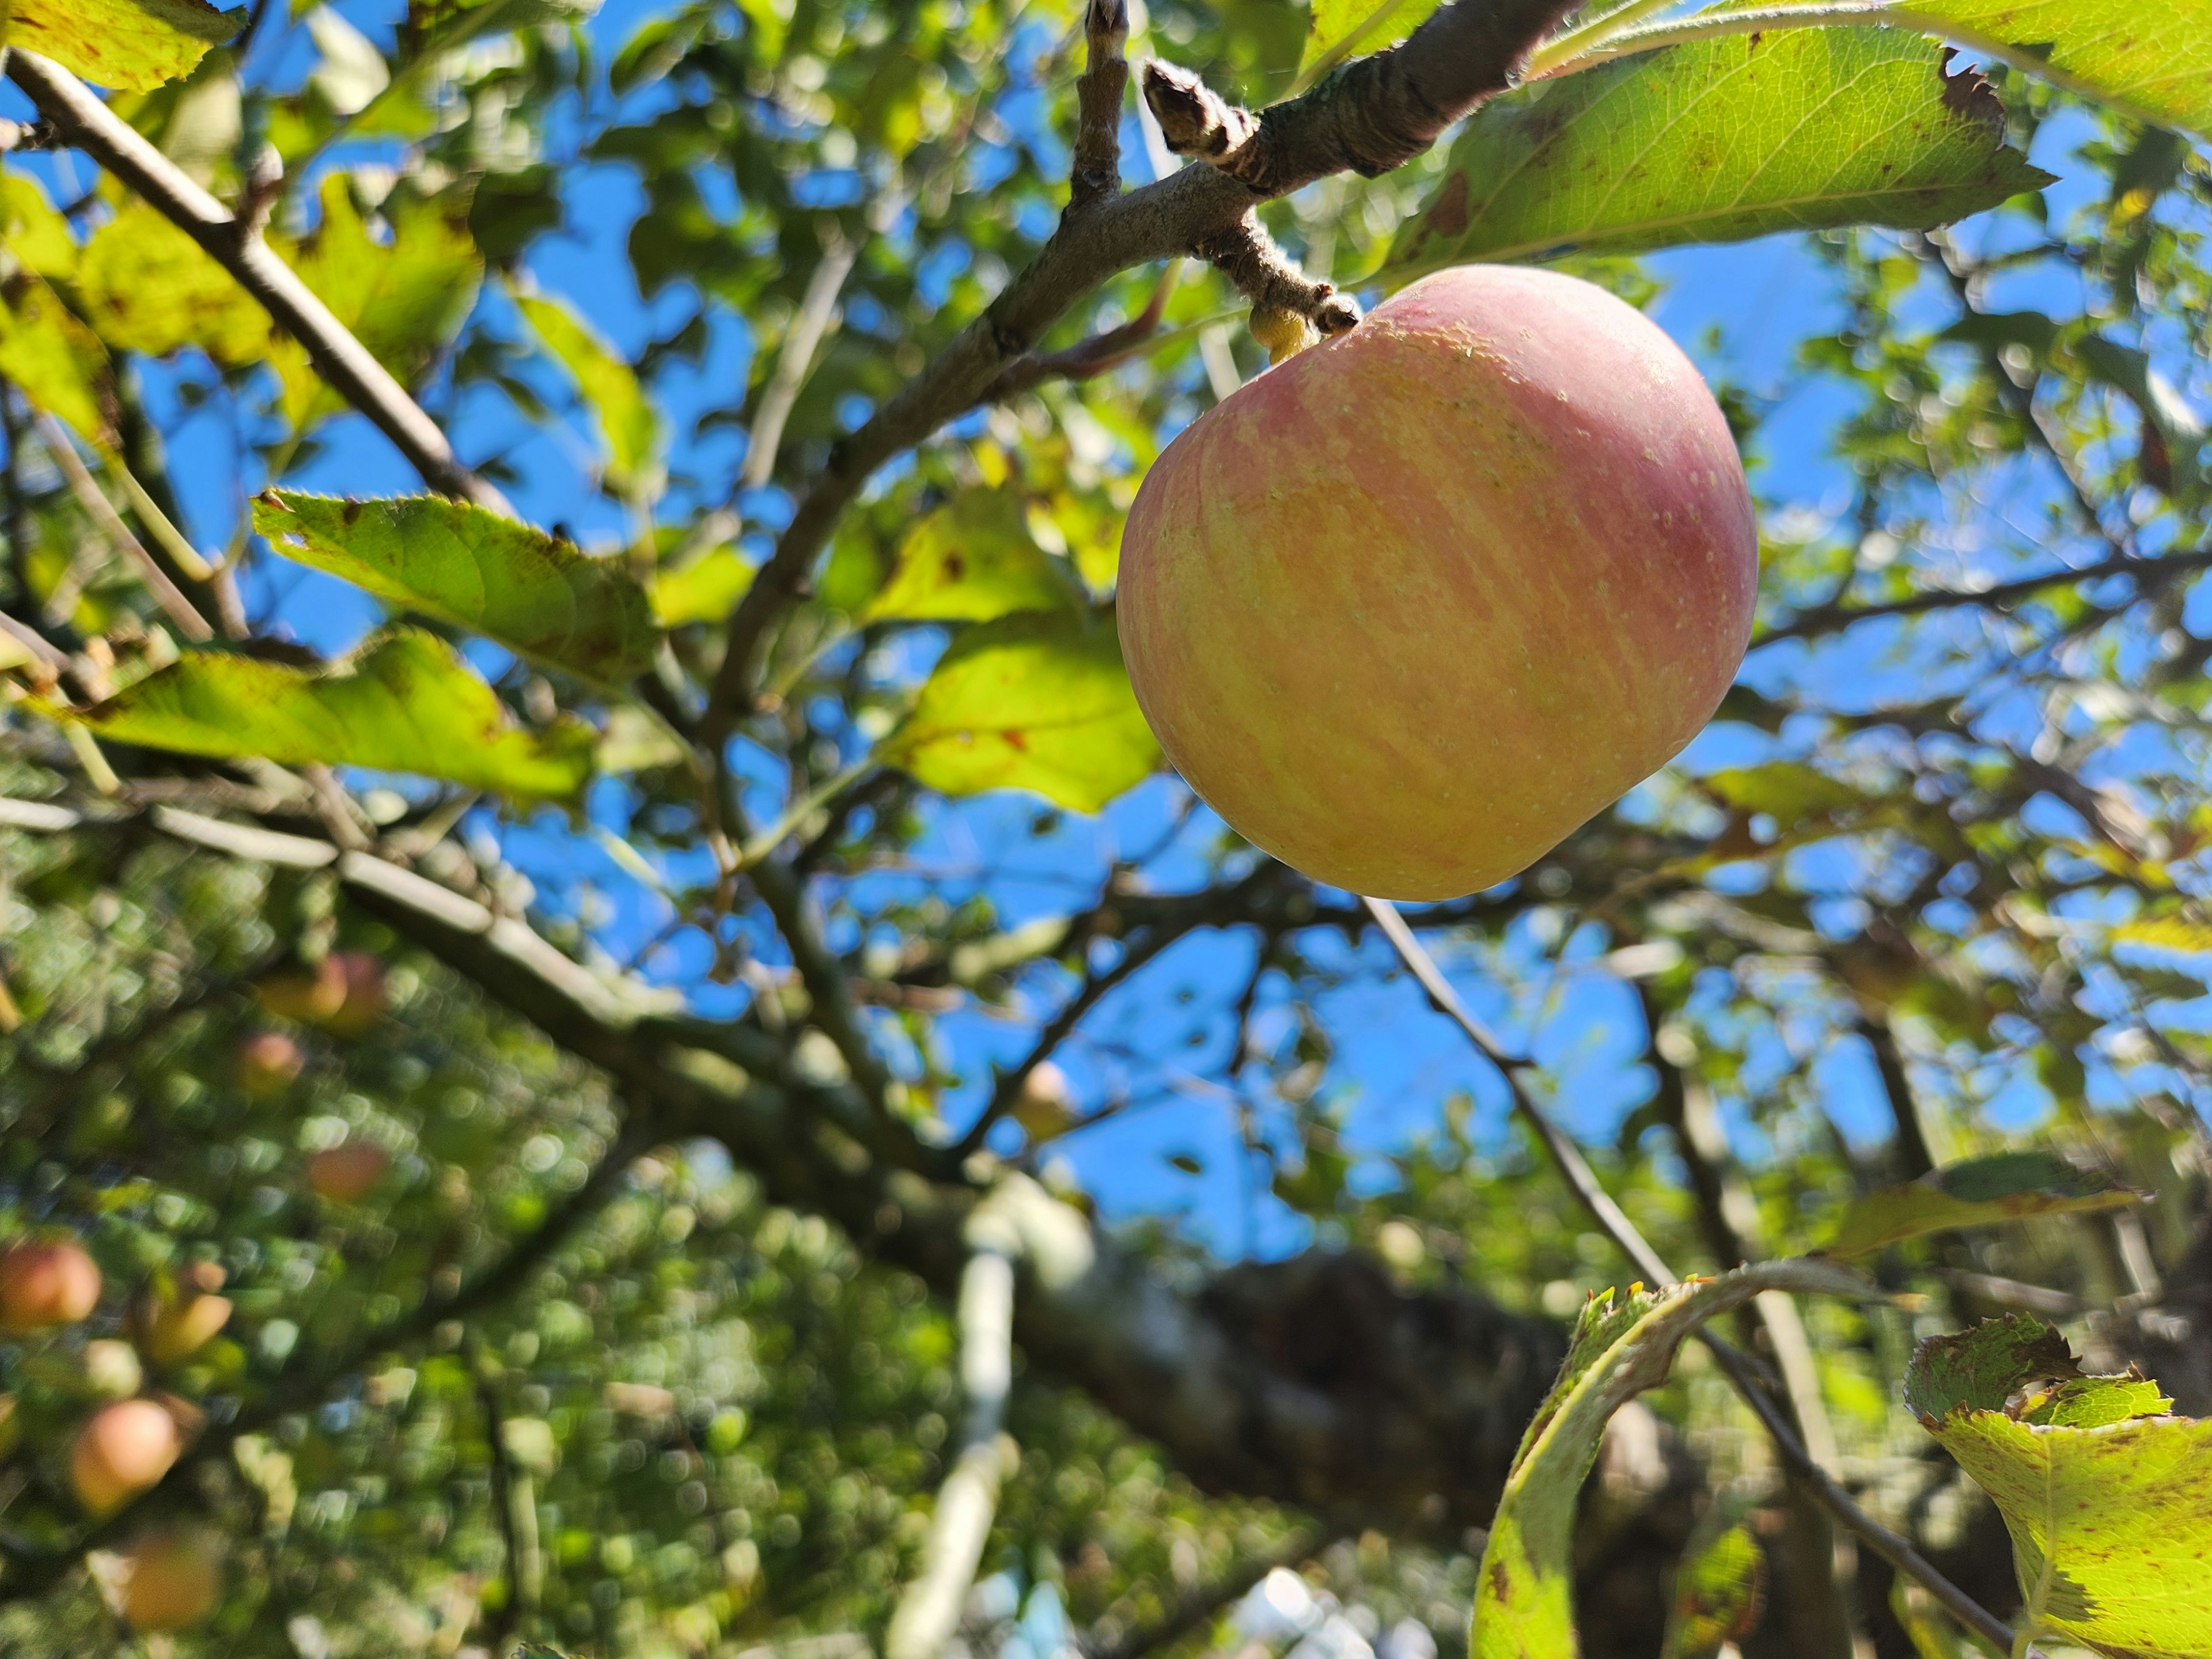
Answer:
0, 0, 2207, 1656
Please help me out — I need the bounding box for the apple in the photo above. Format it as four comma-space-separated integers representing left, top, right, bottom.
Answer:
1117, 265, 1759, 901
305, 1142, 391, 1204
236, 1030, 306, 1098
0, 1237, 102, 1331
115, 1527, 224, 1630
71, 1398, 181, 1513
256, 950, 385, 1037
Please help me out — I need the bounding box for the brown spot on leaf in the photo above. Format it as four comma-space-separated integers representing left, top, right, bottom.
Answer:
1425, 172, 1471, 244
1003, 729, 1029, 752
944, 552, 967, 580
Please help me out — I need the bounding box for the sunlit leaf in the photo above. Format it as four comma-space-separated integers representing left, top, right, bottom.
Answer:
9, 0, 243, 93
650, 546, 753, 628
2116, 915, 2212, 955
270, 176, 482, 431
1907, 1315, 2212, 1656
1662, 1517, 1766, 1658
1391, 31, 2049, 277
1824, 1152, 2144, 1257
1300, 0, 1442, 75
1704, 762, 1868, 830
0, 175, 81, 282
77, 202, 268, 366
253, 491, 659, 686
53, 627, 594, 800
882, 611, 1160, 813
863, 489, 1084, 624
514, 289, 662, 497
1902, 0, 2212, 140
0, 271, 116, 449
1471, 1260, 1869, 1658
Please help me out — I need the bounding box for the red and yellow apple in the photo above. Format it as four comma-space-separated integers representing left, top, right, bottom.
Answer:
1117, 265, 1759, 900
256, 950, 385, 1037
305, 1141, 391, 1204
71, 1398, 182, 1513
235, 1030, 306, 1098
115, 1527, 224, 1630
0, 1237, 102, 1332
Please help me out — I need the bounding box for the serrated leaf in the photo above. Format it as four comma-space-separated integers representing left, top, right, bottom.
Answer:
1, 175, 81, 282
0, 271, 116, 449
651, 546, 753, 628
54, 627, 593, 800
514, 290, 661, 497
882, 611, 1160, 813
270, 176, 482, 432
1301, 0, 1442, 74
1901, 0, 2212, 141
1824, 1151, 2145, 1257
77, 202, 268, 366
1907, 1315, 2212, 1656
8, 0, 243, 92
1472, 1260, 1870, 1659
863, 489, 1084, 624
1391, 31, 2050, 277
253, 491, 658, 685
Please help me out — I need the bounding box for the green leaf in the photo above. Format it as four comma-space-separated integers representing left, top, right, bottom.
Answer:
77, 202, 268, 366
55, 627, 594, 800
882, 611, 1161, 813
7, 0, 243, 92
1, 175, 81, 282
1939, 308, 2059, 357
863, 489, 1084, 624
513, 289, 662, 498
2075, 335, 2205, 497
2115, 915, 2212, 954
270, 176, 482, 431
1662, 1517, 1766, 1658
650, 546, 754, 628
1300, 0, 1442, 75
1472, 1260, 1870, 1658
1901, 0, 2212, 141
1704, 761, 1868, 830
1824, 1152, 2146, 1257
1390, 31, 2050, 278
252, 491, 660, 686
0, 271, 116, 450
1907, 1315, 2212, 1656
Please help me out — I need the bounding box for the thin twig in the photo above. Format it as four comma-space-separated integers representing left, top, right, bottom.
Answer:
1070, 0, 1131, 209
6, 51, 503, 512
1363, 896, 2029, 1658
741, 229, 862, 492
31, 414, 213, 642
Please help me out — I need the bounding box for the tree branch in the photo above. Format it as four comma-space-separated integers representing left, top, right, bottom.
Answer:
4, 51, 503, 512
1070, 0, 1130, 209
32, 412, 213, 643
701, 0, 1580, 737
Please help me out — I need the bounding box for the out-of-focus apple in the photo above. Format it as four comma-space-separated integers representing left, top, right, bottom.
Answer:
1118, 264, 1759, 900
82, 1338, 144, 1399
0, 1237, 101, 1331
71, 1398, 181, 1513
235, 1030, 306, 1099
256, 950, 386, 1037
114, 1527, 224, 1630
305, 1142, 391, 1204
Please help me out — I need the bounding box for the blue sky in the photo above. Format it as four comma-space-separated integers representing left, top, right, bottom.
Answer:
0, 2, 2133, 1260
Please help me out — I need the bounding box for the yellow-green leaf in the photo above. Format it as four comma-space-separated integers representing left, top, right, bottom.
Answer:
1824, 1152, 2144, 1258
1, 175, 81, 282
77, 201, 268, 365
54, 627, 593, 800
270, 176, 482, 432
650, 546, 753, 628
864, 489, 1084, 624
0, 271, 116, 449
1300, 0, 1442, 75
1391, 31, 2050, 278
253, 491, 659, 685
1907, 1315, 2212, 1656
2115, 915, 2212, 955
513, 289, 661, 498
8, 0, 243, 93
1662, 1517, 1766, 1658
1900, 0, 2212, 141
1704, 761, 1869, 830
1472, 1260, 1870, 1659
883, 611, 1160, 813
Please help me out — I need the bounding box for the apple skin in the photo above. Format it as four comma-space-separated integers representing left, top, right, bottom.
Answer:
305, 1142, 391, 1204
236, 1031, 306, 1099
116, 1527, 224, 1630
0, 1238, 103, 1331
1116, 265, 1759, 901
71, 1399, 182, 1513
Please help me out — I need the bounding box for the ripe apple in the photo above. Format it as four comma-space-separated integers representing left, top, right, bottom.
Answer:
236, 1030, 306, 1098
1117, 264, 1759, 900
256, 950, 385, 1037
0, 1237, 102, 1331
71, 1398, 181, 1513
305, 1142, 391, 1204
115, 1527, 224, 1630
